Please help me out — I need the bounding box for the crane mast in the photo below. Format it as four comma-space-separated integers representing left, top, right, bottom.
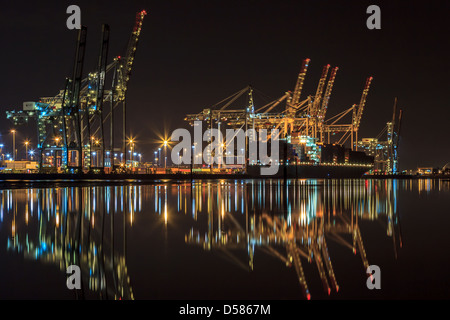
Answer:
87, 24, 110, 171
393, 109, 403, 173
389, 98, 403, 174
61, 26, 87, 170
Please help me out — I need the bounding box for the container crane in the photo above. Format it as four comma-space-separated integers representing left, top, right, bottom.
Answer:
6, 10, 147, 173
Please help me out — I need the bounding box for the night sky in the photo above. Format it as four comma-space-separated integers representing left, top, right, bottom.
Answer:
0, 0, 449, 170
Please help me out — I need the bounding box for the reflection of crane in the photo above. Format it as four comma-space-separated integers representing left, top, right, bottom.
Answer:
5, 187, 134, 300
186, 203, 372, 299
183, 179, 401, 299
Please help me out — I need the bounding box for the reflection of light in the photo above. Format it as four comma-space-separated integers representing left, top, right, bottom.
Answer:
0, 179, 412, 300
164, 186, 168, 226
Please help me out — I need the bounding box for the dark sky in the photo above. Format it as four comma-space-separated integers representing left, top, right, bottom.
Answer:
0, 0, 449, 170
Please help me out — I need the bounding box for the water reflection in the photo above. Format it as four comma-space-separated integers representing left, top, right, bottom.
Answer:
1, 179, 446, 299
186, 179, 402, 299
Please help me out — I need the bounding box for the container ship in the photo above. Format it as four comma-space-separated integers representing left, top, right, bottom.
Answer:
247, 135, 374, 179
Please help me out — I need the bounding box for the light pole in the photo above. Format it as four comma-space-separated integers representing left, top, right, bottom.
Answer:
163, 140, 168, 169
11, 129, 16, 161
24, 140, 29, 160
55, 137, 61, 168
128, 139, 134, 167
158, 148, 161, 167
0, 144, 3, 161
191, 145, 194, 177
154, 151, 157, 166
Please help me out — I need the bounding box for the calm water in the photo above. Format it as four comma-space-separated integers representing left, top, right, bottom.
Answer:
0, 179, 449, 300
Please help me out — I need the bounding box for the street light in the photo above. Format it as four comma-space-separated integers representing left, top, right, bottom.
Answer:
54, 137, 61, 168
24, 140, 30, 160
163, 140, 168, 169
0, 144, 4, 161
129, 139, 134, 165
10, 129, 16, 161
158, 148, 161, 167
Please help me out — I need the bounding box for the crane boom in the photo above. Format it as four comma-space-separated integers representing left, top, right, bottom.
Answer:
116, 10, 147, 101
353, 76, 373, 129
287, 243, 310, 300
290, 58, 310, 107
312, 65, 330, 117
262, 92, 291, 114
317, 67, 338, 123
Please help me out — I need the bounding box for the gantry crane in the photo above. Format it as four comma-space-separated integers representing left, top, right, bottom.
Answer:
389, 98, 403, 173
6, 10, 147, 173
358, 98, 403, 173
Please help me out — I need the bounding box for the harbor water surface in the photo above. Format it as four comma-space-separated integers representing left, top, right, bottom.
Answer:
0, 179, 449, 299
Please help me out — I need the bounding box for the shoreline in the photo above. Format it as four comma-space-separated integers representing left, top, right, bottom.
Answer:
0, 172, 448, 183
